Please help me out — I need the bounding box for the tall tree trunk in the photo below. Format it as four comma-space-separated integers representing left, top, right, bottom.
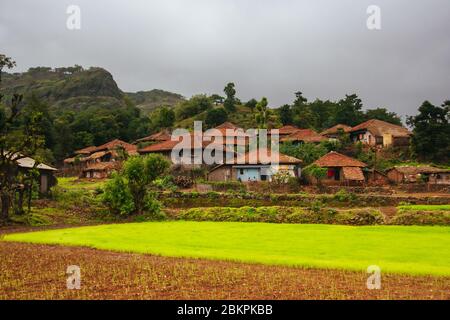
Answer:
28, 179, 34, 213
16, 188, 24, 215
1, 193, 10, 222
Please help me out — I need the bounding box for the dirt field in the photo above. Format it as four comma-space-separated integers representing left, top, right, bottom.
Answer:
1, 242, 449, 300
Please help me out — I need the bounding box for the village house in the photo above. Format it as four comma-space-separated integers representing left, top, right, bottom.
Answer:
270, 125, 301, 138
81, 162, 120, 179
16, 156, 58, 194
349, 119, 411, 148
320, 124, 352, 140
204, 122, 253, 151
387, 166, 450, 185
64, 139, 138, 178
138, 133, 236, 168
208, 149, 302, 182
311, 151, 367, 185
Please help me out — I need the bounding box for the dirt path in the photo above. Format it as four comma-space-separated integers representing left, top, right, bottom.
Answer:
1, 242, 449, 300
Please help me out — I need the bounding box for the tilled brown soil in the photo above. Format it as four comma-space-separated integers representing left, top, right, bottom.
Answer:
1, 242, 449, 300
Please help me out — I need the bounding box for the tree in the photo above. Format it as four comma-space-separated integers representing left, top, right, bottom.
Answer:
291, 92, 315, 128
333, 94, 364, 126
175, 94, 212, 120
0, 54, 45, 222
407, 100, 450, 163
364, 108, 402, 125
103, 154, 170, 215
245, 99, 258, 112
210, 94, 224, 105
205, 107, 228, 128
150, 106, 175, 131
280, 141, 328, 166
278, 104, 292, 125
223, 82, 237, 112
303, 164, 328, 186
255, 97, 268, 129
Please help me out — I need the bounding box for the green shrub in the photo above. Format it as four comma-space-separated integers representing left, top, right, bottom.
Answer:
51, 186, 96, 209
178, 206, 384, 225
333, 189, 357, 203
102, 173, 135, 215
390, 211, 450, 226
153, 176, 178, 192
102, 154, 170, 215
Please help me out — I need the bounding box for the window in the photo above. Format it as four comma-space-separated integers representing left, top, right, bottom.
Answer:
261, 175, 267, 181
240, 169, 244, 175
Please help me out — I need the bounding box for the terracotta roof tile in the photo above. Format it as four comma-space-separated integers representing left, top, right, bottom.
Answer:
321, 124, 352, 135
390, 166, 450, 175
281, 129, 326, 143
138, 134, 235, 153
234, 148, 302, 165
342, 167, 365, 181
350, 119, 411, 137
135, 131, 171, 143
94, 139, 137, 153
74, 146, 97, 155
271, 125, 300, 135
314, 151, 367, 168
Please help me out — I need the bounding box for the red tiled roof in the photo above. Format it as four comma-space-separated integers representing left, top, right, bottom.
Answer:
234, 148, 302, 165
281, 129, 326, 143
342, 167, 365, 181
94, 139, 138, 153
389, 166, 450, 175
135, 131, 171, 143
321, 124, 352, 135
314, 151, 367, 168
74, 146, 97, 155
85, 151, 108, 161
138, 134, 235, 153
350, 119, 411, 137
271, 125, 300, 135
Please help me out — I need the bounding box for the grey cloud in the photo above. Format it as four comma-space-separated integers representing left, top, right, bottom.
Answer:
1, 0, 449, 119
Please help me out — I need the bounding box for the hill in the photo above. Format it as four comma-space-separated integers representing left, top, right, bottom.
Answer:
126, 89, 185, 115
0, 67, 183, 115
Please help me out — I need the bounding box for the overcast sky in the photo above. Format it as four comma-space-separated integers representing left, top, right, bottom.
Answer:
1, 0, 449, 119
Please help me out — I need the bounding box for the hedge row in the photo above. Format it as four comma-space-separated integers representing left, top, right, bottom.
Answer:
159, 190, 450, 209
177, 206, 385, 226
390, 210, 450, 226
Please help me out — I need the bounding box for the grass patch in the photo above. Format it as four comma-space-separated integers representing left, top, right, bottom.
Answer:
398, 205, 450, 211
4, 221, 450, 276
57, 177, 107, 191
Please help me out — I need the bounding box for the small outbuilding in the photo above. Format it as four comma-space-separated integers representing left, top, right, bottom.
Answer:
311, 151, 367, 185
81, 162, 119, 179
208, 148, 302, 182
387, 166, 450, 185
16, 157, 58, 194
